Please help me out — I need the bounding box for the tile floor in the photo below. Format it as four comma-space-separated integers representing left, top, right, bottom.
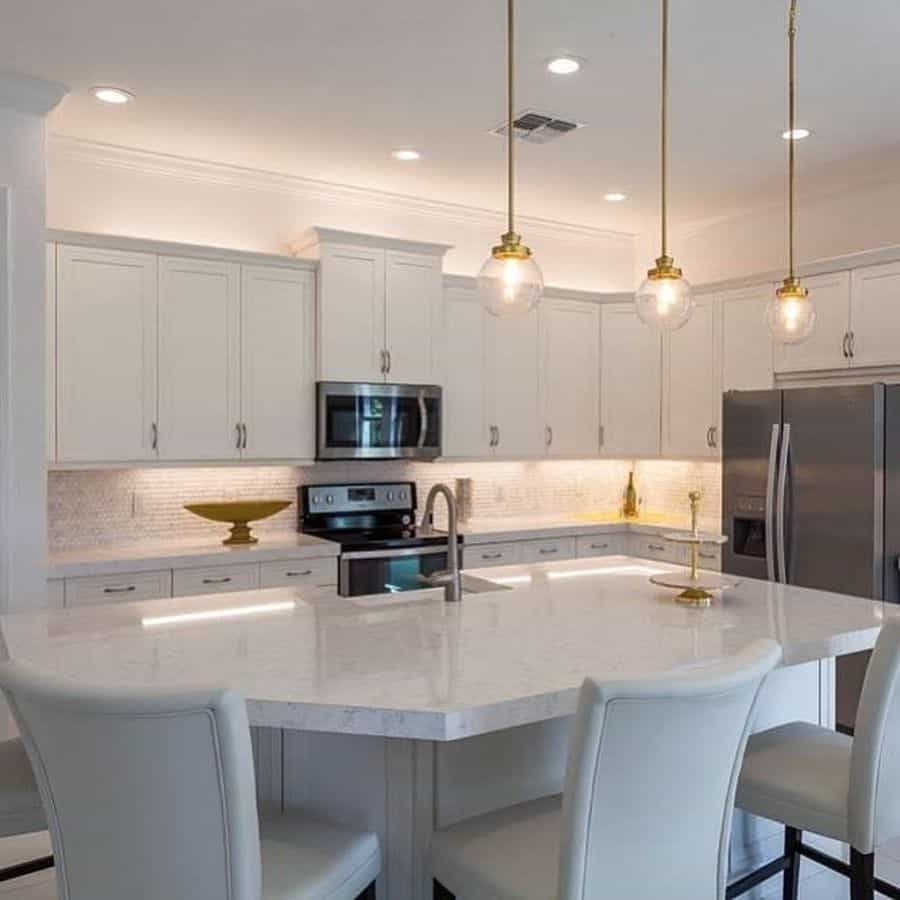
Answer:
2, 831, 900, 898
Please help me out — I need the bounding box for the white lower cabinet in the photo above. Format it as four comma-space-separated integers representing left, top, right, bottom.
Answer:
47, 579, 65, 609
464, 542, 524, 569
520, 537, 576, 564
172, 563, 259, 597
575, 534, 623, 558
259, 558, 338, 590
626, 534, 686, 565
65, 570, 172, 607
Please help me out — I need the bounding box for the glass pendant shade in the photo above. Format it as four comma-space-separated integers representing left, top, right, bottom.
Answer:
766, 279, 816, 344
477, 252, 544, 317
636, 271, 694, 332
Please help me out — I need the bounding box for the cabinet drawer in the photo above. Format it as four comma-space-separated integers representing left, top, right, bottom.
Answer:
576, 535, 622, 558
66, 570, 172, 607
465, 542, 524, 569
630, 536, 685, 565
173, 564, 259, 597
696, 545, 722, 571
259, 557, 338, 589
520, 538, 576, 564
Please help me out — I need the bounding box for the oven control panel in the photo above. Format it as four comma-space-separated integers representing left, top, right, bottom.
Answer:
304, 483, 415, 514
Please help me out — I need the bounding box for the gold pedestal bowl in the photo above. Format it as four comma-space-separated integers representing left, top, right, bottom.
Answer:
184, 500, 292, 546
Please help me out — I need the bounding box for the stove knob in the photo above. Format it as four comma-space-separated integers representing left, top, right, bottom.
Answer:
311, 495, 321, 505
387, 491, 394, 501
399, 490, 407, 501
402, 514, 411, 525
326, 494, 334, 505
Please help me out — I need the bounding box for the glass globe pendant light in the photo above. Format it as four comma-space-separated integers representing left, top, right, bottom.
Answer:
767, 0, 815, 343
477, 0, 544, 317
636, 0, 694, 332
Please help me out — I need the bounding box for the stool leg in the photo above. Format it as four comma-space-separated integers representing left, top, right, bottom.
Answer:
783, 827, 801, 900
851, 848, 875, 900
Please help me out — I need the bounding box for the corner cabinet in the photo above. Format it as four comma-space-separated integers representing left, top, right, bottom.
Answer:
600, 304, 661, 458
300, 229, 450, 385
719, 285, 774, 392
51, 236, 317, 465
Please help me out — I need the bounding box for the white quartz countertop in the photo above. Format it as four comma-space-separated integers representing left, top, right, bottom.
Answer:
7, 555, 886, 741
47, 533, 339, 579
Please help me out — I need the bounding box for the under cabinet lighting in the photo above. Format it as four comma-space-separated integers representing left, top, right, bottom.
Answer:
142, 600, 296, 628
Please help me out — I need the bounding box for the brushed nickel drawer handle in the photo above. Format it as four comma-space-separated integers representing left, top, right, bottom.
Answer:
202, 576, 233, 585
481, 552, 504, 560
539, 548, 559, 555
590, 542, 610, 550
648, 543, 666, 552
103, 585, 136, 594
285, 570, 313, 578
699, 551, 716, 560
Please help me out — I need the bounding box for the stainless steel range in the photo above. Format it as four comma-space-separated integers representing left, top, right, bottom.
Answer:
298, 481, 463, 596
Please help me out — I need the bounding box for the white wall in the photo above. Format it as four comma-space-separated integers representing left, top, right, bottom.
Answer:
47, 136, 637, 293
675, 176, 900, 286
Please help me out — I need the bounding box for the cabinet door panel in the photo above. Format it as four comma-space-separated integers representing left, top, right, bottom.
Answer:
443, 288, 491, 457
57, 245, 157, 462
158, 256, 240, 460
490, 310, 543, 457
774, 271, 850, 373
541, 299, 601, 457
850, 262, 900, 368
318, 245, 385, 382
662, 297, 718, 458
385, 251, 442, 384
241, 265, 315, 460
600, 305, 661, 458
720, 285, 774, 392
46, 244, 56, 462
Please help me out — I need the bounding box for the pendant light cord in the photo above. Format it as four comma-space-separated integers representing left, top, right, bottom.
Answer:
507, 0, 515, 237
788, 0, 798, 280
660, 0, 669, 258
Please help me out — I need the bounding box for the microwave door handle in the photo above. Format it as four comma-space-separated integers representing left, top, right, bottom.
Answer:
765, 424, 780, 582
417, 389, 428, 448
776, 423, 791, 584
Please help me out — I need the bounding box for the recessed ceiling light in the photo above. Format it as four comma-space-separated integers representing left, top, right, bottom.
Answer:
91, 86, 134, 105
604, 192, 627, 203
782, 128, 810, 140
391, 149, 422, 161
547, 56, 582, 75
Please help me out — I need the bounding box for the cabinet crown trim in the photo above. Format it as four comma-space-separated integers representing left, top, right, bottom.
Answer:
295, 227, 453, 258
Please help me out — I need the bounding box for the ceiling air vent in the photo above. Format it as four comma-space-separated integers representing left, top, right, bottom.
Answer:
491, 110, 585, 144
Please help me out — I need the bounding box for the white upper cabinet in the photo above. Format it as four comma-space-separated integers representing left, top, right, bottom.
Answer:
241, 266, 316, 460
600, 304, 661, 458
385, 251, 443, 384
442, 286, 492, 458
490, 309, 543, 457
158, 256, 241, 460
317, 243, 385, 382
662, 297, 720, 458
719, 285, 774, 392
849, 262, 900, 368
301, 229, 450, 385
541, 298, 601, 457
774, 271, 851, 373
56, 245, 158, 463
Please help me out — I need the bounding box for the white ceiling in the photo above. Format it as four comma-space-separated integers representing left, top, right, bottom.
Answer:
3, 0, 900, 236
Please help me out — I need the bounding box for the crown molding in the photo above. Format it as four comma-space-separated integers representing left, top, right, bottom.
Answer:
48, 134, 636, 246
0, 72, 67, 117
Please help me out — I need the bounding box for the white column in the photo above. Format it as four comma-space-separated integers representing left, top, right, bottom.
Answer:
0, 72, 67, 612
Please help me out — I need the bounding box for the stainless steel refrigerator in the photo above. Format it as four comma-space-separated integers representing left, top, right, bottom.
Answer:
722, 383, 900, 733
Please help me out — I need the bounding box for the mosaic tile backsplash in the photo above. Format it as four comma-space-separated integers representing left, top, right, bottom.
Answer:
48, 459, 723, 551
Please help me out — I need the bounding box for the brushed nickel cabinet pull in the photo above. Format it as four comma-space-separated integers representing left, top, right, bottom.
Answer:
235, 424, 242, 450
590, 542, 609, 550
103, 585, 136, 594
545, 426, 553, 447
849, 331, 856, 359
151, 422, 158, 452
599, 425, 605, 448
710, 426, 718, 449
481, 552, 503, 560
539, 547, 559, 555
841, 333, 849, 359
384, 349, 392, 374
648, 543, 666, 552
285, 570, 313, 577
241, 423, 248, 450
202, 576, 233, 585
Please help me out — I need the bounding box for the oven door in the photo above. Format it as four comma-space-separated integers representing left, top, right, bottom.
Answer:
317, 382, 441, 460
339, 546, 459, 596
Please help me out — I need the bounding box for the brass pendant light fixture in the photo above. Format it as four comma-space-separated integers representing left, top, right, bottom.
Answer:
636, 0, 694, 332
477, 0, 544, 317
766, 0, 816, 343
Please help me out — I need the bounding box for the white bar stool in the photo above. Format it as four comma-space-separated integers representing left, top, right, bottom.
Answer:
0, 662, 381, 900
729, 620, 900, 900
0, 736, 53, 882
430, 640, 781, 900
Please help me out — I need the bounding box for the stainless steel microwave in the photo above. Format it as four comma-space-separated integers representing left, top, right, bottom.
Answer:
316, 382, 442, 460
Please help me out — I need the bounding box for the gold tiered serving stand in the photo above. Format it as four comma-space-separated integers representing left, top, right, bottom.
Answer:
649, 491, 739, 607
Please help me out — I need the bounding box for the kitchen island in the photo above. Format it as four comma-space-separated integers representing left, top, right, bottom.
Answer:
0, 556, 888, 899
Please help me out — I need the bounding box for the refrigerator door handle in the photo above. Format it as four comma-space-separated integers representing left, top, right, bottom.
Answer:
776, 423, 792, 584
765, 424, 781, 582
